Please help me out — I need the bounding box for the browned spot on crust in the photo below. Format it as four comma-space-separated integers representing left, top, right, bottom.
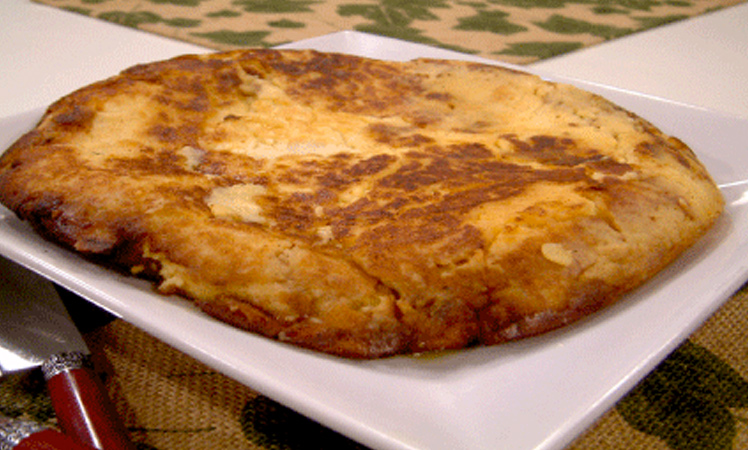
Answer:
368, 123, 435, 148
53, 105, 96, 131
260, 142, 594, 249
425, 91, 453, 102
149, 124, 200, 146
587, 158, 633, 176
344, 154, 396, 178
253, 50, 426, 114
504, 134, 608, 167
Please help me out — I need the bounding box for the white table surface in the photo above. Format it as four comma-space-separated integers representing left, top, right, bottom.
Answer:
0, 0, 208, 120
2, 0, 747, 121
530, 2, 748, 121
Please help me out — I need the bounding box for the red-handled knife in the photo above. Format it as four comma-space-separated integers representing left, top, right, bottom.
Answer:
0, 415, 97, 450
0, 256, 134, 450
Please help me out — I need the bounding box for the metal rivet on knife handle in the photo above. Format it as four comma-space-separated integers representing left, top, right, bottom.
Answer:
41, 352, 89, 380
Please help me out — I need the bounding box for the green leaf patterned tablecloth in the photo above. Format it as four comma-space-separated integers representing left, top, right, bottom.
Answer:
3, 1, 747, 449
33, 0, 746, 64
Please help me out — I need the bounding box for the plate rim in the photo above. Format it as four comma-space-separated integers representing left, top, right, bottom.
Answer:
1, 31, 747, 450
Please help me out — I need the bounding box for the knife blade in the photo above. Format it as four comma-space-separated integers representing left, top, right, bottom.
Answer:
0, 256, 134, 450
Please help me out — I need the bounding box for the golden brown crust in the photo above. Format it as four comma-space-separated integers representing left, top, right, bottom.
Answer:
0, 49, 724, 358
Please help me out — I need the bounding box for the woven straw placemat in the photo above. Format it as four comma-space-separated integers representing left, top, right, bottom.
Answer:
91, 284, 748, 450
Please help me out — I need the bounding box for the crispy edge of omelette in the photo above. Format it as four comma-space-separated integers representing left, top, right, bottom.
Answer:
0, 49, 725, 358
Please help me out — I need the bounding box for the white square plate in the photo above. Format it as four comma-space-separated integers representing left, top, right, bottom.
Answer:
2, 32, 747, 450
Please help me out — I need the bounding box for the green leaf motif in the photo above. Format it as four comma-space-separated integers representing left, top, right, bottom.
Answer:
99, 11, 163, 27
618, 340, 748, 450
486, 0, 575, 8
62, 6, 92, 15
485, 0, 683, 9
164, 17, 202, 28
192, 29, 275, 47
455, 10, 527, 35
592, 5, 630, 14
240, 396, 368, 450
147, 0, 205, 6
498, 40, 583, 58
604, 0, 665, 11
338, 0, 451, 25
206, 9, 242, 18
635, 14, 688, 30
458, 1, 490, 7
535, 14, 632, 39
339, 0, 475, 54
99, 11, 200, 29
269, 19, 306, 28
232, 0, 318, 13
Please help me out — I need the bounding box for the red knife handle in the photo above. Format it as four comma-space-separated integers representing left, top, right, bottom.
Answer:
14, 429, 96, 450
42, 353, 135, 450
0, 416, 95, 450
